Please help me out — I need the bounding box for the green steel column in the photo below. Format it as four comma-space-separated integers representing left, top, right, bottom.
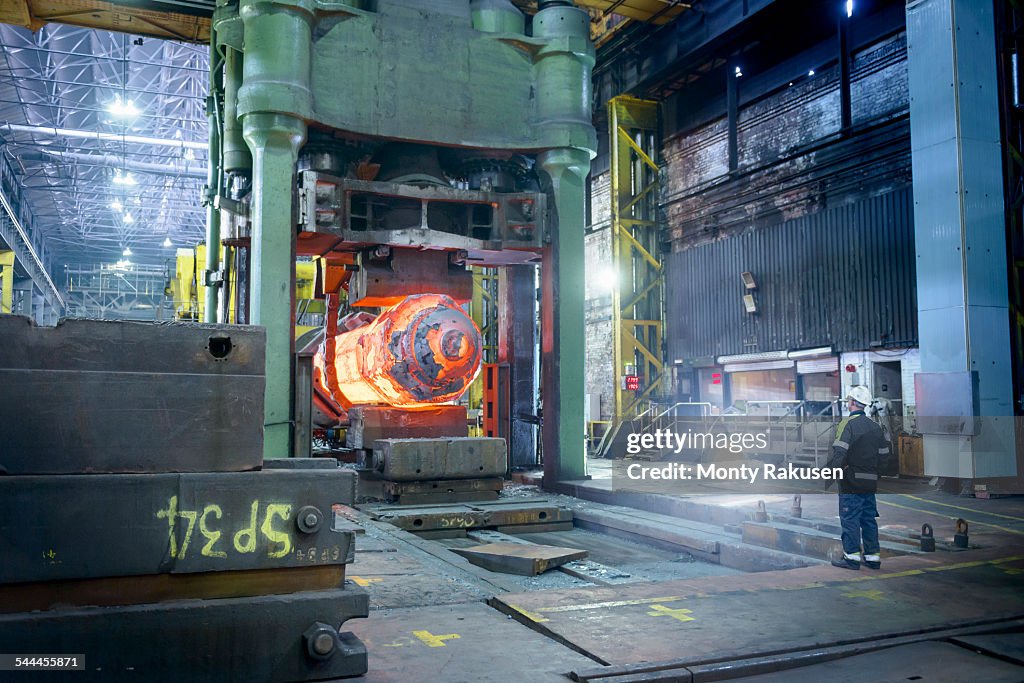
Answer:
203, 36, 223, 323
539, 148, 591, 482
534, 2, 596, 482
222, 47, 252, 174
238, 0, 314, 458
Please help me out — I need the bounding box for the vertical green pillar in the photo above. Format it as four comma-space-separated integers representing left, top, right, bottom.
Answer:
238, 0, 314, 458
539, 148, 591, 482
534, 2, 596, 482
203, 36, 223, 323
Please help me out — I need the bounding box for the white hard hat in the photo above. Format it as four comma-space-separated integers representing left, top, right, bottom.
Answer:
846, 385, 872, 407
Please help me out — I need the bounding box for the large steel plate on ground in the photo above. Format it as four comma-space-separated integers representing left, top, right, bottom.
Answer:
0, 469, 358, 583
362, 499, 573, 532
372, 437, 506, 481
0, 588, 369, 682
0, 316, 265, 474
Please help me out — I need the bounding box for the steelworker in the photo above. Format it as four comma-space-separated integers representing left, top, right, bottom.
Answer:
827, 386, 890, 570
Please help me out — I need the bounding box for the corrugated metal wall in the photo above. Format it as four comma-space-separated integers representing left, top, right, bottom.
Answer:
666, 187, 916, 360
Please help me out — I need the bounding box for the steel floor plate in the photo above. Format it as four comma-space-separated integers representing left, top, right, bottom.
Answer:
949, 632, 1024, 666
493, 550, 1024, 667
730, 640, 1024, 682
342, 602, 598, 682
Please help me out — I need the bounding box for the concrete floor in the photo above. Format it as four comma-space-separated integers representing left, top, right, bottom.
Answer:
338, 472, 1024, 682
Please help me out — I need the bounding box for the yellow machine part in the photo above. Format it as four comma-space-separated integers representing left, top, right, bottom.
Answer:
0, 250, 14, 314
170, 245, 237, 322
171, 246, 323, 332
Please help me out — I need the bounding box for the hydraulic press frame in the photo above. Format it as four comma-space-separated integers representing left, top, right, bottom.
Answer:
208, 0, 597, 482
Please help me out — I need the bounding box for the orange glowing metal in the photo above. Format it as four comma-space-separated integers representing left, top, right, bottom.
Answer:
315, 293, 482, 409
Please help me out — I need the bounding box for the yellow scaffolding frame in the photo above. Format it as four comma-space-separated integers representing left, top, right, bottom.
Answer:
609, 95, 665, 419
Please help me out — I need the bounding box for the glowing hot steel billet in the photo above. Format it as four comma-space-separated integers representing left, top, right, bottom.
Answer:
315, 293, 482, 409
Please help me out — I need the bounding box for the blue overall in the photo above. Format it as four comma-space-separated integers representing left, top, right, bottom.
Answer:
839, 493, 880, 559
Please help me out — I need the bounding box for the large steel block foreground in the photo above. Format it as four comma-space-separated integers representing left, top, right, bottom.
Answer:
0, 315, 264, 474
0, 318, 368, 680
0, 467, 370, 680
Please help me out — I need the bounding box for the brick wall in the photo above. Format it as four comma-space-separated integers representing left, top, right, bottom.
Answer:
585, 172, 615, 420
662, 33, 911, 250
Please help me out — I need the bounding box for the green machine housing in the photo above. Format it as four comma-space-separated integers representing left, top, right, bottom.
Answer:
208, 0, 597, 483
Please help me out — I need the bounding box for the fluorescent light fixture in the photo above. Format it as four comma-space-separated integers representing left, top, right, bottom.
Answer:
123, 213, 134, 225
110, 199, 123, 211
184, 148, 196, 161
106, 96, 140, 119
808, 69, 816, 76
122, 246, 133, 256
734, 66, 743, 78
846, 0, 853, 18
718, 350, 790, 365
162, 237, 173, 247
788, 346, 834, 360
112, 170, 137, 186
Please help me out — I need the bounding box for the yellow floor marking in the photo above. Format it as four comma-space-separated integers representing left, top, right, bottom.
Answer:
779, 581, 827, 591
900, 495, 1024, 523
507, 605, 550, 623
877, 499, 1024, 536
647, 604, 695, 622
507, 556, 1023, 622
842, 588, 886, 601
840, 556, 1024, 585
1003, 567, 1024, 576
349, 575, 383, 587
412, 630, 460, 648
536, 596, 685, 613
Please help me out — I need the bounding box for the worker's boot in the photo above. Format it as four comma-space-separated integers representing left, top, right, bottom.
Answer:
863, 554, 881, 570
831, 554, 860, 570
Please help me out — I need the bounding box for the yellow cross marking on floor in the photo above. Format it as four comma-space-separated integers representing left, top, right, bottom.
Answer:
349, 575, 383, 587
647, 604, 695, 622
412, 630, 461, 647
842, 589, 886, 601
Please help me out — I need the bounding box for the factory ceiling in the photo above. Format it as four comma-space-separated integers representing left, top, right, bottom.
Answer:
0, 23, 208, 268
0, 0, 691, 271
0, 0, 687, 46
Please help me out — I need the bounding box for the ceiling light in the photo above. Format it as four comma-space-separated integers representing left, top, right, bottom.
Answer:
123, 213, 134, 225
106, 96, 140, 119
112, 170, 137, 186
808, 69, 815, 77
122, 246, 133, 256
846, 0, 854, 18
110, 199, 123, 211
184, 148, 195, 161
734, 66, 743, 78
162, 236, 173, 248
